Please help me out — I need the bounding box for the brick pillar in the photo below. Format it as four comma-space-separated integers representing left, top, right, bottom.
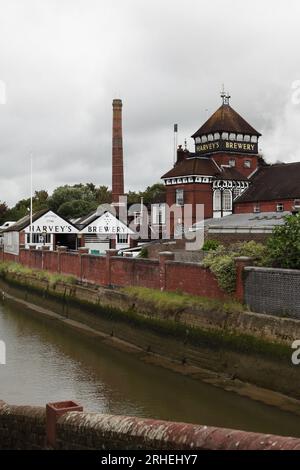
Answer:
78, 248, 89, 281
105, 249, 118, 287
159, 251, 175, 291
57, 246, 67, 273
46, 400, 83, 448
112, 98, 124, 203
129, 236, 138, 249
235, 256, 253, 302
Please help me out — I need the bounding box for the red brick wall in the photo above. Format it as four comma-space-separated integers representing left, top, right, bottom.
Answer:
81, 255, 106, 285
234, 199, 295, 214
59, 253, 80, 277
132, 259, 160, 289
3, 252, 18, 263
165, 182, 212, 236
212, 153, 258, 178
0, 248, 231, 300
30, 251, 43, 270
165, 261, 228, 300
43, 252, 59, 272
19, 249, 30, 266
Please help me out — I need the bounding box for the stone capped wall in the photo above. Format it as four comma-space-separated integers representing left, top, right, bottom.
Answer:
1, 400, 300, 450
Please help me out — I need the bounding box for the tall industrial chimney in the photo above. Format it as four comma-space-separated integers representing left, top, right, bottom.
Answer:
112, 98, 124, 204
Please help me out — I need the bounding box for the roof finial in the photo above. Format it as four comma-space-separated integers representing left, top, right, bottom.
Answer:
220, 83, 226, 104
225, 91, 231, 105
220, 84, 230, 105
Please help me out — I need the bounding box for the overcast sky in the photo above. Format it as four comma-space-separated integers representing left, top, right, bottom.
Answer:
0, 0, 300, 206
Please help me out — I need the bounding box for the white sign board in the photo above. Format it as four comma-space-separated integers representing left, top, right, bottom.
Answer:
80, 211, 134, 234
4, 231, 19, 255
25, 211, 78, 234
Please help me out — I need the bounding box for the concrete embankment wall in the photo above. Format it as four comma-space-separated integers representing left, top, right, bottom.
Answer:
1, 400, 300, 450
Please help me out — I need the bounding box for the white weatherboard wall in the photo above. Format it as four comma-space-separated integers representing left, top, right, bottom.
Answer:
80, 212, 134, 253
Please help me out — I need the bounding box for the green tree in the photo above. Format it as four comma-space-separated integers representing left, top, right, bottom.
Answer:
0, 201, 8, 224
58, 199, 97, 219
95, 185, 112, 204
267, 213, 300, 269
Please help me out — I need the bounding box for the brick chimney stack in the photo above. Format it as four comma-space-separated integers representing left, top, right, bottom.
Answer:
112, 98, 124, 203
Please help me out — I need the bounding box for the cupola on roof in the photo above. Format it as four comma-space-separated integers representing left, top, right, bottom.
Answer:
192, 94, 261, 138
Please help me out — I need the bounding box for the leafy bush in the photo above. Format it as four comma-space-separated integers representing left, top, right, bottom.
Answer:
266, 213, 300, 269
202, 239, 220, 251
203, 241, 268, 293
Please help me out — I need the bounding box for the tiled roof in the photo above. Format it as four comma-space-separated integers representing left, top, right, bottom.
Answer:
192, 104, 261, 138
161, 157, 220, 179
2, 208, 49, 232
161, 156, 248, 182
236, 162, 300, 203
215, 167, 248, 181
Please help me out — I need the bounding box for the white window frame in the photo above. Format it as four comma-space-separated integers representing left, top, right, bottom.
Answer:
175, 188, 184, 206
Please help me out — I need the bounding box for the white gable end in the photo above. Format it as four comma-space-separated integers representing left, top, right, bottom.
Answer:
80, 211, 134, 234
25, 211, 78, 234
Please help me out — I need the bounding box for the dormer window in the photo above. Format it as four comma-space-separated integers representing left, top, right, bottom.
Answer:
244, 159, 251, 168
229, 133, 236, 141
222, 132, 228, 140
229, 159, 236, 167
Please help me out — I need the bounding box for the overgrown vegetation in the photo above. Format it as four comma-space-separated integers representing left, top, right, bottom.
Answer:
0, 262, 76, 288
122, 286, 243, 314
202, 241, 268, 293
139, 247, 148, 258
266, 213, 300, 269
202, 239, 220, 251
202, 214, 300, 292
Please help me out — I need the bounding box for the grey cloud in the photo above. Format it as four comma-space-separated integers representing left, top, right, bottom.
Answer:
0, 0, 300, 205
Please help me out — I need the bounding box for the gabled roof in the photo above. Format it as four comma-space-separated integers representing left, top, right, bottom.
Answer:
161, 157, 220, 179
192, 104, 261, 138
2, 208, 49, 232
235, 162, 300, 203
215, 167, 248, 181
161, 156, 248, 182
3, 209, 79, 233
79, 210, 134, 234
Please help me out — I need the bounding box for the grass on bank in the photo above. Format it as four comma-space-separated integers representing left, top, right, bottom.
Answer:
122, 286, 243, 314
0, 261, 76, 288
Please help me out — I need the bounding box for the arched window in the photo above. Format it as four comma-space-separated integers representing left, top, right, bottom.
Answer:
213, 189, 221, 211
223, 189, 232, 211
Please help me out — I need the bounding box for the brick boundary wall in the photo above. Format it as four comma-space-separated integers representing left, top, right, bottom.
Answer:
1, 400, 300, 450
0, 248, 235, 301
244, 267, 300, 318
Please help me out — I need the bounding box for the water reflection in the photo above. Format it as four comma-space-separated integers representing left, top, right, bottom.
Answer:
1, 301, 300, 437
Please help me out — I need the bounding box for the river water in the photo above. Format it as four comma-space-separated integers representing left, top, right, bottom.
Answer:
1, 300, 300, 437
